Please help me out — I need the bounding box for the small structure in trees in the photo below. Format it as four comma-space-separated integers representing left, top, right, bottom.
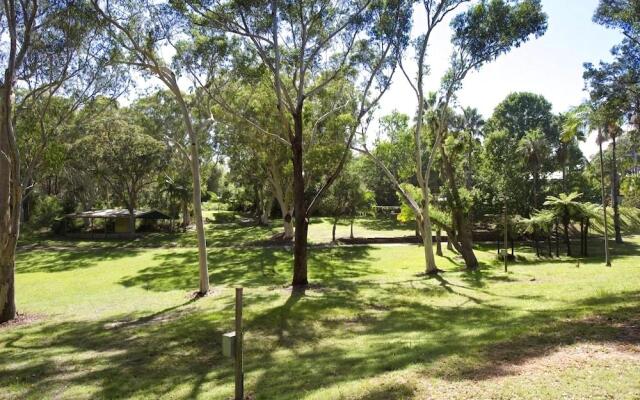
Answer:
63, 209, 174, 238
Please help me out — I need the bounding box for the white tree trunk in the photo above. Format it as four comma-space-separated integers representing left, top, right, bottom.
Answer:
269, 164, 294, 239
421, 198, 438, 274
173, 88, 209, 294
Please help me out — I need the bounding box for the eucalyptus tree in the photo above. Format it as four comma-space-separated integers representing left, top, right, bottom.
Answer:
2, 0, 114, 323
15, 1, 127, 223
179, 0, 411, 287
131, 90, 218, 228
91, 0, 214, 294
71, 109, 168, 234
211, 77, 296, 238
321, 164, 374, 242
362, 0, 547, 274
0, 0, 38, 323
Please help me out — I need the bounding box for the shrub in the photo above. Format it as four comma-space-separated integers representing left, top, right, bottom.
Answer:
31, 195, 63, 231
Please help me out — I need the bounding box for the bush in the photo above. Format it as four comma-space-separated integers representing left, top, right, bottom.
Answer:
31, 195, 63, 231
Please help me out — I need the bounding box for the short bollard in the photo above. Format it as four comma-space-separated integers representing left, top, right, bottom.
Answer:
223, 288, 243, 400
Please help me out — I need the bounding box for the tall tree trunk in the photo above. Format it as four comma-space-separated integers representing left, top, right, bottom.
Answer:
534, 228, 540, 257
611, 135, 623, 244
173, 90, 209, 294
436, 228, 443, 257
1, 85, 21, 323
292, 112, 308, 286
272, 177, 293, 239
421, 201, 438, 275
547, 231, 552, 257
563, 209, 571, 257
562, 146, 568, 193
350, 219, 354, 239
599, 136, 611, 266
532, 171, 539, 212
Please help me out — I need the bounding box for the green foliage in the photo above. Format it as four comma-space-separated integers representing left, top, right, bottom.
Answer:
621, 176, 640, 207
396, 184, 422, 224
321, 165, 375, 220
486, 92, 557, 143
30, 195, 63, 230
71, 108, 168, 210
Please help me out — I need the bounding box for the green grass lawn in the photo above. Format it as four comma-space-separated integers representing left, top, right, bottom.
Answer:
18, 213, 416, 249
2, 236, 640, 399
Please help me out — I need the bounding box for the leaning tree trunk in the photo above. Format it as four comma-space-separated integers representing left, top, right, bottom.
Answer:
440, 149, 478, 270
1, 84, 21, 323
610, 135, 623, 244
291, 112, 308, 286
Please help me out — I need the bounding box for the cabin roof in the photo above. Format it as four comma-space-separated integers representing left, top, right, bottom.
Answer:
65, 209, 173, 220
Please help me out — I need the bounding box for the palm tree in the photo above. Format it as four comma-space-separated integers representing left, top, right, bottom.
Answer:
606, 121, 624, 244
544, 192, 584, 257
560, 112, 586, 193
596, 129, 612, 266
517, 210, 555, 257
518, 129, 549, 212
577, 202, 602, 258
569, 103, 611, 266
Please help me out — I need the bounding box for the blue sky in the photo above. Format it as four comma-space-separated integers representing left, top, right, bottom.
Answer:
378, 0, 624, 157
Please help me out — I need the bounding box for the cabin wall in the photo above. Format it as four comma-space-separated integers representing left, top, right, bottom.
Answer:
115, 218, 131, 233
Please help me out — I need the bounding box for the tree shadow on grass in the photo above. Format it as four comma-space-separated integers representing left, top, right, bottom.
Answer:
117, 246, 377, 292
1, 284, 639, 399
15, 247, 141, 274
249, 288, 640, 399
0, 305, 230, 399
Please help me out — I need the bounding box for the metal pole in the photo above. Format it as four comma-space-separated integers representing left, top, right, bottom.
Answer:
235, 287, 244, 400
